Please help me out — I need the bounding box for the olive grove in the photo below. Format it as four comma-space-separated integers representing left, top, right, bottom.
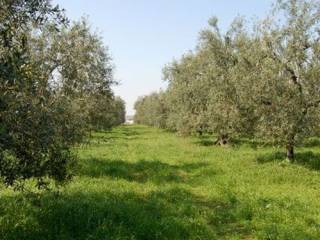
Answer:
134, 0, 320, 161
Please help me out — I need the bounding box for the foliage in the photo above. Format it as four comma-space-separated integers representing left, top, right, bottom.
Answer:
134, 0, 320, 159
252, 0, 320, 160
0, 1, 124, 188
134, 91, 168, 129
88, 95, 126, 130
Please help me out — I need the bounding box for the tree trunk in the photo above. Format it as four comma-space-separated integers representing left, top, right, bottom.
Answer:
215, 134, 229, 146
286, 144, 294, 162
286, 133, 296, 162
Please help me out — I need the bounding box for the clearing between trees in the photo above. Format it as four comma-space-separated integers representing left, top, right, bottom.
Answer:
1, 125, 320, 239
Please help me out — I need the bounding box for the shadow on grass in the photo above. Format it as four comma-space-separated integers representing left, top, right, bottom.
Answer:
193, 133, 320, 151
194, 136, 272, 149
302, 138, 320, 148
79, 159, 213, 184
193, 135, 216, 147
0, 187, 255, 240
257, 151, 320, 170
90, 126, 153, 144
234, 138, 320, 149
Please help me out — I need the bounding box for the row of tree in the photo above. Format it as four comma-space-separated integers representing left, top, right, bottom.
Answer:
0, 0, 125, 188
134, 0, 320, 161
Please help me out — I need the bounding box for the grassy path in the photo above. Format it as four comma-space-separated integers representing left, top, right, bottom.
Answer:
1, 125, 320, 239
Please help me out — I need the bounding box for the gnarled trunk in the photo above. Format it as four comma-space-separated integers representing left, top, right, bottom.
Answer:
197, 130, 203, 136
286, 133, 296, 162
215, 134, 229, 146
286, 144, 294, 162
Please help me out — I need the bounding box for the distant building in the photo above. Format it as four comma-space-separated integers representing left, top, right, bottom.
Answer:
125, 115, 134, 125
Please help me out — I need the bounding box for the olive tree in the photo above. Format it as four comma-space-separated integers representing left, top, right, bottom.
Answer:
0, 1, 120, 188
163, 17, 258, 142
112, 97, 126, 126
253, 0, 320, 160
134, 91, 167, 128
45, 19, 115, 131
163, 52, 211, 135
0, 0, 75, 187
199, 18, 242, 144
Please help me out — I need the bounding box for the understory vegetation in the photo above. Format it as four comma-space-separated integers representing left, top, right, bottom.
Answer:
1, 125, 320, 239
134, 0, 320, 161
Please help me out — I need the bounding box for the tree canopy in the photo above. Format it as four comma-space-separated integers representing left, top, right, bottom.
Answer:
0, 0, 125, 188
134, 0, 320, 161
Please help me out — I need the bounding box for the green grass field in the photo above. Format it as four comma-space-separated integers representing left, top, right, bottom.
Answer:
1, 125, 320, 239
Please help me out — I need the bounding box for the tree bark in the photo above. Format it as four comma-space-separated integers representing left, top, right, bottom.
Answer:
286, 144, 294, 162
215, 134, 229, 146
286, 133, 296, 162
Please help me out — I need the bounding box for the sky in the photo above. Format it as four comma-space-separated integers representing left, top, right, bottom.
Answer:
53, 0, 274, 115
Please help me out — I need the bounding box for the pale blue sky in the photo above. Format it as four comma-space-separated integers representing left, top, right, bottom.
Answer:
53, 0, 274, 115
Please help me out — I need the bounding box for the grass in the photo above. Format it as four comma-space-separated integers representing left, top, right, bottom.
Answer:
1, 125, 320, 239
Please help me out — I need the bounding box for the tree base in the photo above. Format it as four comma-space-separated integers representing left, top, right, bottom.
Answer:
214, 135, 229, 146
